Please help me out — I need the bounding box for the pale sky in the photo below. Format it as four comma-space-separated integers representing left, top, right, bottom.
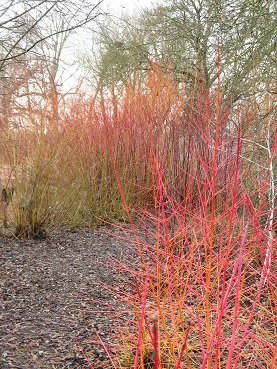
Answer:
104, 0, 161, 13
60, 0, 163, 89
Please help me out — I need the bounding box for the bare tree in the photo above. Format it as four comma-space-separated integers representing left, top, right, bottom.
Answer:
0, 0, 104, 70
0, 0, 104, 130
90, 0, 277, 103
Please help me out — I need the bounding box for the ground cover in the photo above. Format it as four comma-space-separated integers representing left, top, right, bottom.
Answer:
0, 227, 135, 369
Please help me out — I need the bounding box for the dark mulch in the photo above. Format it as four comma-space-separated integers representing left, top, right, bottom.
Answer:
0, 226, 135, 369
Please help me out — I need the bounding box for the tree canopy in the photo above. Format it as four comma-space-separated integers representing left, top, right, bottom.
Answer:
93, 0, 277, 103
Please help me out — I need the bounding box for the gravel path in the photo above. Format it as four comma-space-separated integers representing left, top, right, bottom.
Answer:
0, 226, 136, 369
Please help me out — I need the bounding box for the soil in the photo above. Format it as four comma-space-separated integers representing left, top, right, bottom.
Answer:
0, 226, 136, 369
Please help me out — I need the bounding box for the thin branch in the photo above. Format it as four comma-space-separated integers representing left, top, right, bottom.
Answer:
0, 0, 104, 70
0, 0, 49, 27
